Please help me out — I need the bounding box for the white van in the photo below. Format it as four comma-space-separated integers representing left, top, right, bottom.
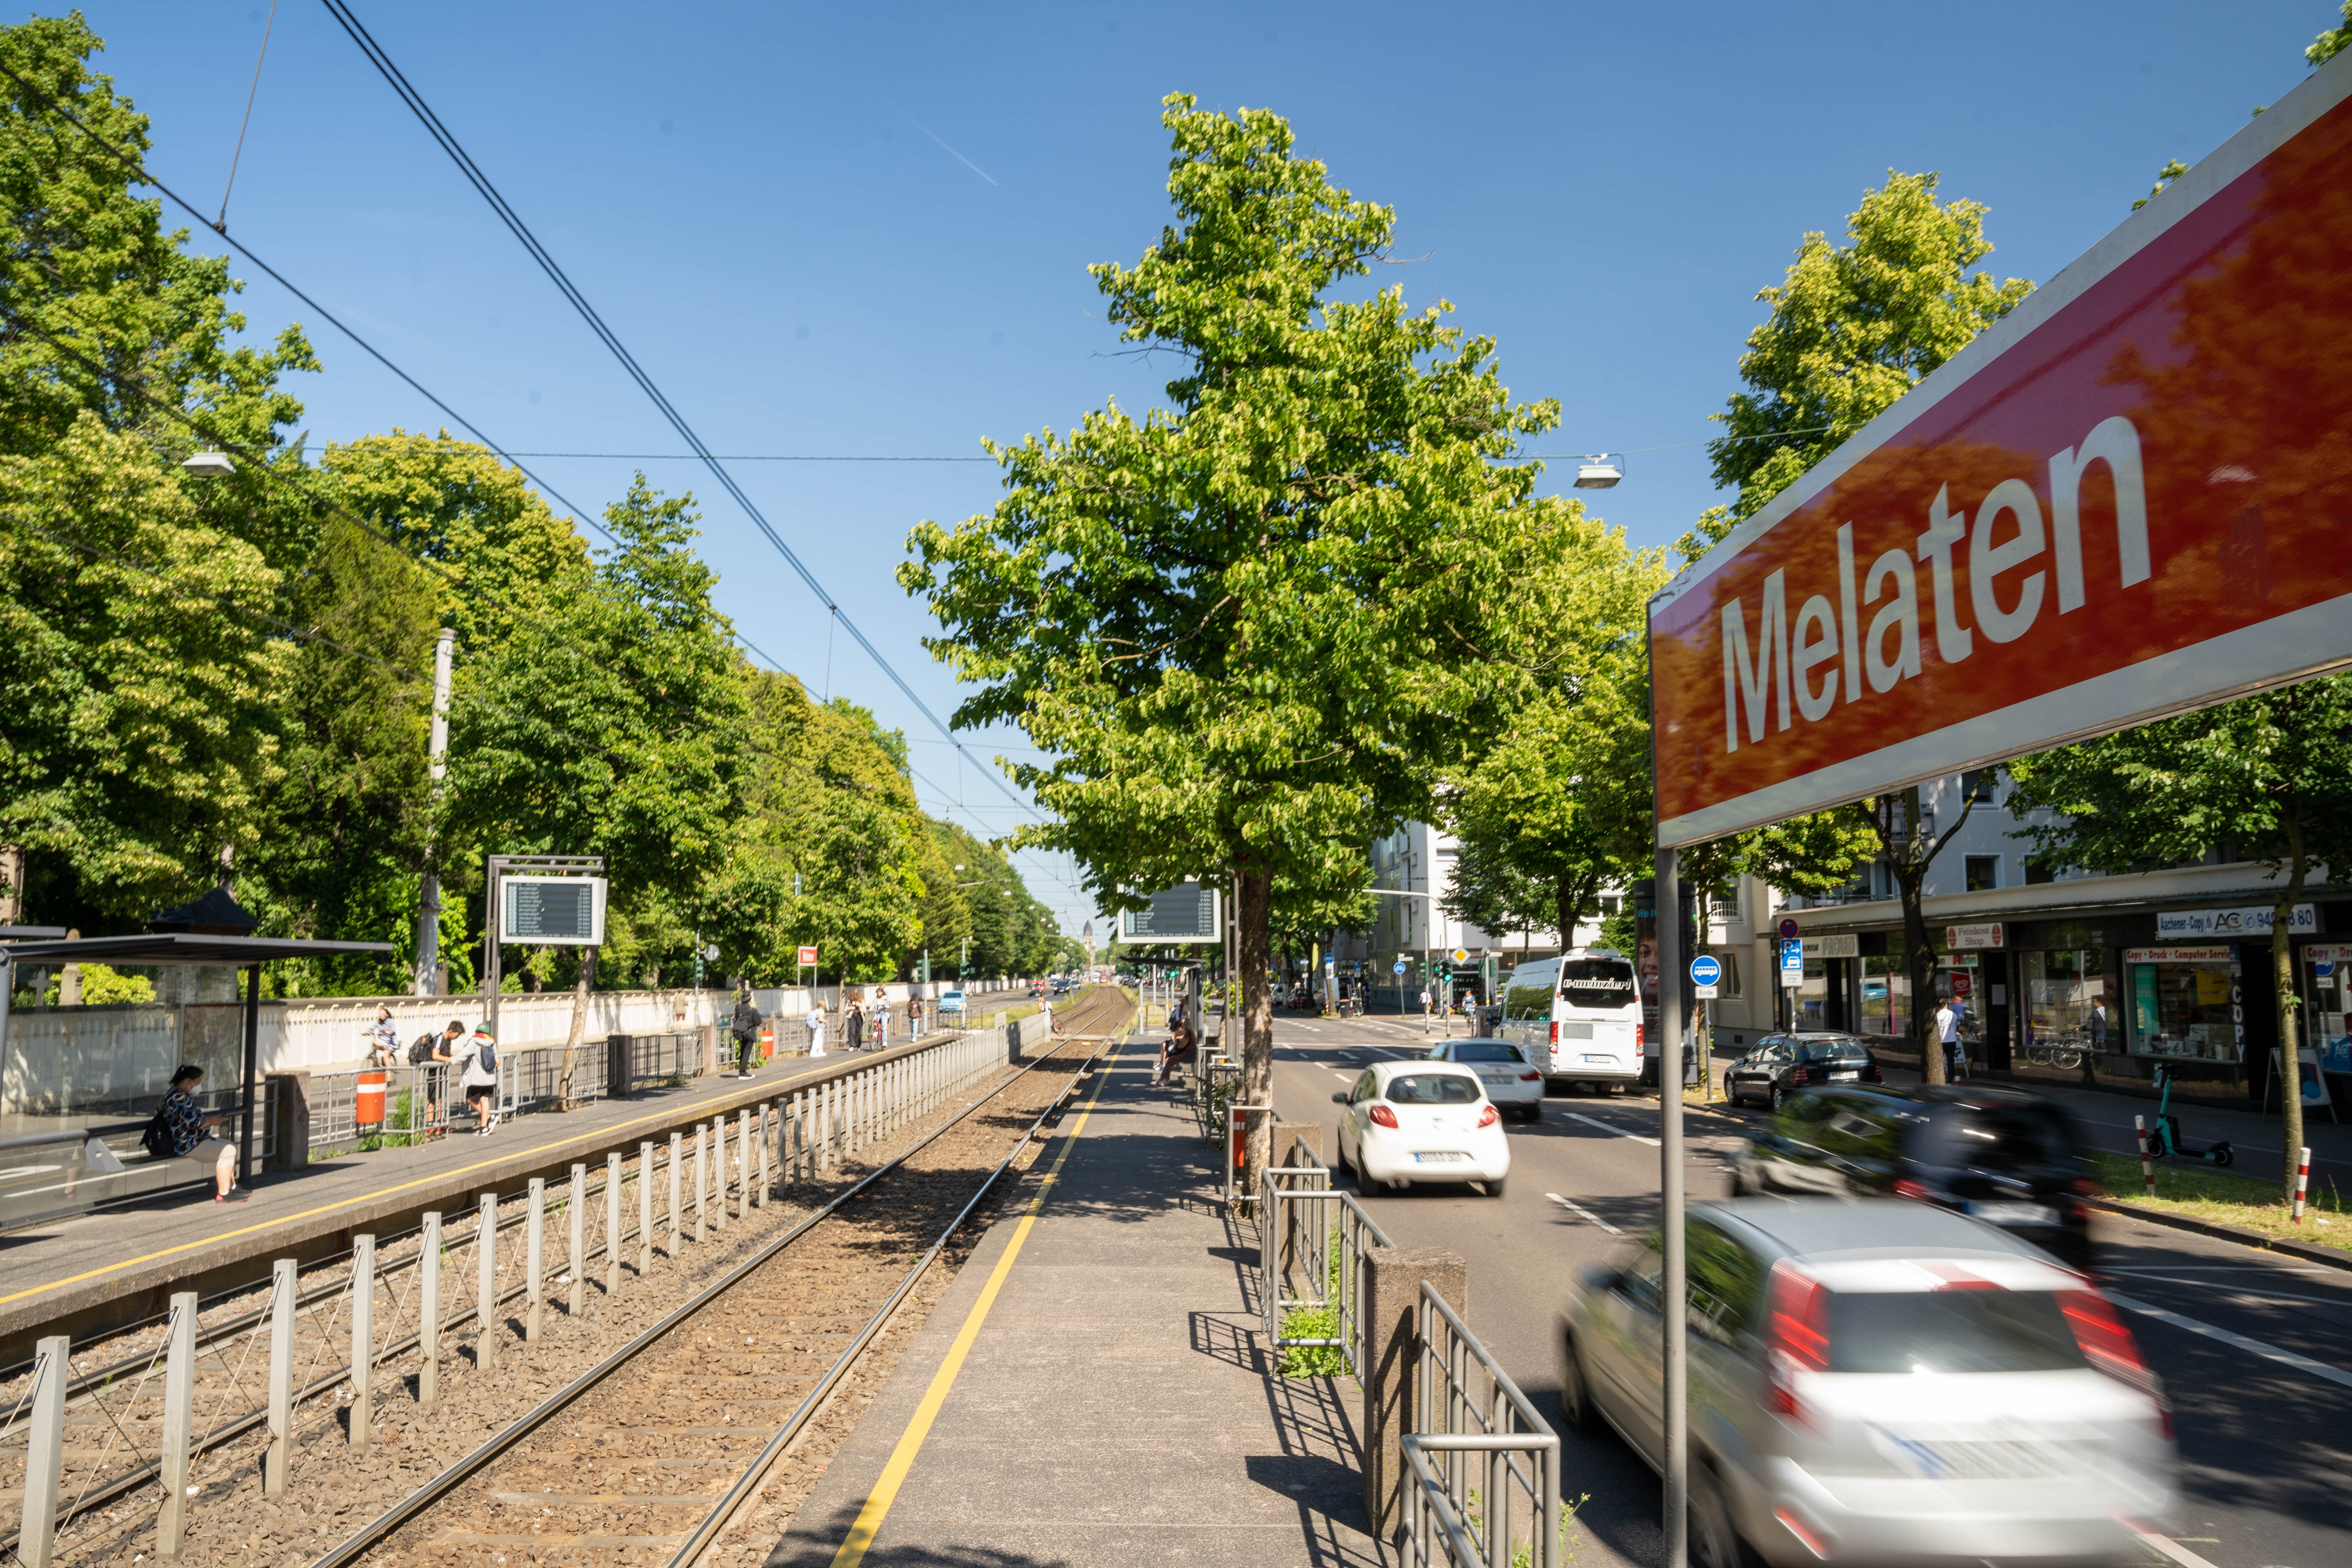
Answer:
1497, 948, 1643, 1092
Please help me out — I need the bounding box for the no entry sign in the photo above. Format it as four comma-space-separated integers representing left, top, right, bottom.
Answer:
1649, 54, 2352, 846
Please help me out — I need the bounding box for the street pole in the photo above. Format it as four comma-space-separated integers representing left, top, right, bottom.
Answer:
414, 627, 454, 996
1656, 845, 1687, 1568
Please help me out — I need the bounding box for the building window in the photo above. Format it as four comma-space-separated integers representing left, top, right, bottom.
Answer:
1964, 855, 2001, 893
1716, 950, 1742, 998
2024, 857, 2058, 885
1598, 895, 1621, 916
1961, 768, 2000, 805
2127, 953, 2241, 1062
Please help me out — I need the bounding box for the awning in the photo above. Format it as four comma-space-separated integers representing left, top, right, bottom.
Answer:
0, 934, 393, 966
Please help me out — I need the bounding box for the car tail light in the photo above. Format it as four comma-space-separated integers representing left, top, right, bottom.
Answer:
1519, 1070, 1542, 1082
1762, 1262, 1829, 1426
1368, 1104, 1399, 1129
1477, 1105, 1500, 1128
1790, 1063, 1810, 1086
1634, 1023, 1644, 1048
1865, 1058, 1883, 1082
1892, 1177, 1931, 1201
2061, 1287, 2171, 1435
1549, 1022, 1559, 1046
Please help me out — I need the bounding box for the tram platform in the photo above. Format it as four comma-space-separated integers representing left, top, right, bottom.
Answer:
766, 1035, 1379, 1568
0, 1030, 982, 1368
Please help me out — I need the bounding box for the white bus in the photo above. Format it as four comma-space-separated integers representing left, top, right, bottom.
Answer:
1497, 948, 1643, 1092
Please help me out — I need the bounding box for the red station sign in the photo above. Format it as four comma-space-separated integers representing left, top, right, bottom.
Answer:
1649, 54, 2352, 848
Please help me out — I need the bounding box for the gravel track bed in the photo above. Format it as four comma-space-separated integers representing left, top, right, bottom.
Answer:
24, 992, 1127, 1568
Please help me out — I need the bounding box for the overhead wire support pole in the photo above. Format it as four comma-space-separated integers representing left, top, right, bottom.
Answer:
314, 0, 1040, 825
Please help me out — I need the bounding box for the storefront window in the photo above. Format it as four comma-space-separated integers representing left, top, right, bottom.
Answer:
2310, 949, 2350, 1074
1860, 952, 1909, 1039
2022, 949, 2108, 1054
1935, 953, 1987, 1046
2125, 946, 2242, 1062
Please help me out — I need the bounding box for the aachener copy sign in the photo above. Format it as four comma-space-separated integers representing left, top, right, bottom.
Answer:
1648, 52, 2352, 848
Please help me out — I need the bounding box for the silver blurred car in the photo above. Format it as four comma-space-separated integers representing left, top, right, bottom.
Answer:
1558, 1198, 2175, 1568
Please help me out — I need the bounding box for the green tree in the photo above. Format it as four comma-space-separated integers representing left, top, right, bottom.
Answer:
2005, 680, 2352, 1201
448, 477, 751, 1085
1443, 509, 1665, 949
0, 15, 318, 925
2310, 0, 2352, 67
243, 512, 440, 995
1683, 171, 2031, 561
902, 96, 1565, 1178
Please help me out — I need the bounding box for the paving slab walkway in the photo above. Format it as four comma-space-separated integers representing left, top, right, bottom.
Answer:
765, 1035, 1380, 1568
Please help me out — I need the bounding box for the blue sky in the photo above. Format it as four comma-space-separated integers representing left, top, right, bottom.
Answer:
85, 0, 2335, 937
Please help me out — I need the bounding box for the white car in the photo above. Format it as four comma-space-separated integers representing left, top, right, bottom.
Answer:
1331, 1062, 1511, 1196
1426, 1038, 1546, 1121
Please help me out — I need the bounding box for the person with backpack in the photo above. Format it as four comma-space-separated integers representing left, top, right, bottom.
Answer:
408, 1020, 463, 1129
730, 986, 763, 1079
144, 1064, 244, 1203
459, 1027, 501, 1134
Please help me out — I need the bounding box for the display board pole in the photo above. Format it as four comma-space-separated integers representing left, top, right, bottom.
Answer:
1655, 843, 1687, 1568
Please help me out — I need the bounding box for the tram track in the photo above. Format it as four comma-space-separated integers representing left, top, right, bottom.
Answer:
312, 991, 1131, 1568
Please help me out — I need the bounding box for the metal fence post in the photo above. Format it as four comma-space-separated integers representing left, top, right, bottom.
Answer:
568, 1163, 587, 1315
757, 1103, 772, 1206
350, 1235, 375, 1448
606, 1152, 623, 1295
694, 1123, 709, 1243
477, 1193, 499, 1368
739, 1107, 753, 1213
266, 1259, 294, 1492
668, 1131, 682, 1256
420, 1214, 442, 1410
713, 1118, 730, 1232
156, 1291, 196, 1555
19, 1334, 67, 1568
639, 1141, 655, 1275
526, 1179, 545, 1342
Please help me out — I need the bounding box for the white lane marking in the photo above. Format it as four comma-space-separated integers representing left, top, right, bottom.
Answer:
1288, 1022, 1323, 1033
1566, 1112, 1661, 1147
1545, 1193, 1622, 1234
2132, 1530, 2223, 1568
2107, 1293, 2352, 1390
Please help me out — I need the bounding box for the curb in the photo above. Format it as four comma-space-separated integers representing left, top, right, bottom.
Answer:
2083, 1194, 2352, 1273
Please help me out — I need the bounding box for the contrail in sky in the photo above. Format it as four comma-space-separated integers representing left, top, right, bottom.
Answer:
900, 111, 998, 186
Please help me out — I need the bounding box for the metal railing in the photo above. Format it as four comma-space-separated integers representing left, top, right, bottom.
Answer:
1404, 1283, 1562, 1568
1261, 1137, 1393, 1381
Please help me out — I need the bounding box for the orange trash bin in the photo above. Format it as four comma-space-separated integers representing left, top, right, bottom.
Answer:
356, 1069, 388, 1128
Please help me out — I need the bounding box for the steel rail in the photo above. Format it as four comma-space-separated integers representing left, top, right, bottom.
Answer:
305, 992, 1132, 1568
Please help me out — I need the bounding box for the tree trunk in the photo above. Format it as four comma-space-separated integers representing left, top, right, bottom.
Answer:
2276, 825, 2308, 1205
1902, 866, 1941, 1085
558, 949, 596, 1106
1555, 877, 1578, 954
1238, 864, 1275, 1200
0, 844, 23, 924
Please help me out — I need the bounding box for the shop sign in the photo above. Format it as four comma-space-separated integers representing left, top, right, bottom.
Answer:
1944, 922, 2005, 951
2125, 945, 2237, 964
2154, 904, 2317, 939
1800, 934, 1859, 959
1646, 59, 2352, 848
2308, 946, 2348, 964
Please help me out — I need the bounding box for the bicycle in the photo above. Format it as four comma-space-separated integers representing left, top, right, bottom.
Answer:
2017, 1039, 2085, 1071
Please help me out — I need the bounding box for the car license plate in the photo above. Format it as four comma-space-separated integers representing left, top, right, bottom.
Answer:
1967, 1201, 2057, 1225
1829, 1069, 1858, 1080
1582, 1053, 1613, 1064
1411, 1151, 1468, 1163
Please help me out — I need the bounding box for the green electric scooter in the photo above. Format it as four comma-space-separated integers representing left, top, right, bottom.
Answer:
2144, 1064, 2235, 1166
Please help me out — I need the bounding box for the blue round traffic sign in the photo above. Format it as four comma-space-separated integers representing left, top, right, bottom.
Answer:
1689, 955, 1722, 986
2320, 958, 2339, 980
1392, 961, 1407, 974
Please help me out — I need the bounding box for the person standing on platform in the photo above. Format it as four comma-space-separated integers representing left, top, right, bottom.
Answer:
460, 1028, 501, 1134
1936, 995, 1965, 1080
873, 990, 892, 1049
806, 999, 828, 1058
846, 993, 867, 1052
730, 986, 763, 1078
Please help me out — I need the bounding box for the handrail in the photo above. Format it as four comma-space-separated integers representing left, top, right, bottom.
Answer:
1412, 1279, 1561, 1568
1260, 1141, 1393, 1380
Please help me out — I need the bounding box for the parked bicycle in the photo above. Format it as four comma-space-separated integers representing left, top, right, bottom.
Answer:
2016, 1038, 2086, 1071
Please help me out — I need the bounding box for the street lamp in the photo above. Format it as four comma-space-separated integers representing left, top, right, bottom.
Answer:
183, 451, 236, 478
1573, 454, 1624, 489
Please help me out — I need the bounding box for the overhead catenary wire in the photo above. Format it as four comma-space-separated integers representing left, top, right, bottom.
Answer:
313, 0, 1045, 828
